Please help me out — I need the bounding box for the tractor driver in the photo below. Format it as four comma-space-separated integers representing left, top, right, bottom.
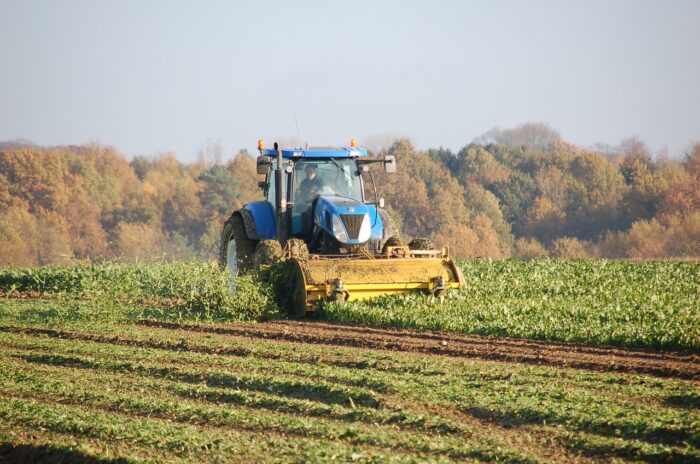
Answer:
296, 163, 324, 202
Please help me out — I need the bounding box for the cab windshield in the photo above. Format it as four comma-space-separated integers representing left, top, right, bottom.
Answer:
292, 158, 363, 204
290, 158, 363, 238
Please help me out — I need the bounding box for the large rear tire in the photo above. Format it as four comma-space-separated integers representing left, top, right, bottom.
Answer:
379, 208, 401, 250
219, 213, 257, 291
408, 237, 435, 251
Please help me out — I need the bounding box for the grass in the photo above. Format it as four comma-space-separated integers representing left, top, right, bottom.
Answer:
0, 297, 699, 462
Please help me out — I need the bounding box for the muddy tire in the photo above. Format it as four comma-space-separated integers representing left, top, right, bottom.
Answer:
289, 259, 308, 318
408, 237, 434, 251
253, 240, 283, 267
381, 234, 405, 254
219, 213, 257, 290
379, 208, 398, 246
286, 238, 309, 260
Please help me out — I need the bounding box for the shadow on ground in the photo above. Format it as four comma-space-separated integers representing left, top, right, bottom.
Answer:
0, 442, 129, 464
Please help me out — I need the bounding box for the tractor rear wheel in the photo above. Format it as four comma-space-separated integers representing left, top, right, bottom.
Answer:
379, 208, 399, 249
219, 213, 256, 291
409, 237, 434, 251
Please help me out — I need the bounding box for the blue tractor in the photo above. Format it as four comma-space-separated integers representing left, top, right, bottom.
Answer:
220, 140, 464, 316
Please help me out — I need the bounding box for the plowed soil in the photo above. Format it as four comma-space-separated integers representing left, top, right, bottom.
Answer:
139, 320, 700, 381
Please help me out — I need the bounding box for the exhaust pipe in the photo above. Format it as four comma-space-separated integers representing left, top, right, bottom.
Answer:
274, 142, 288, 245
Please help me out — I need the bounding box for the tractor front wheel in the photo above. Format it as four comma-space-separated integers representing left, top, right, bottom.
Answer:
288, 259, 308, 318
219, 213, 256, 291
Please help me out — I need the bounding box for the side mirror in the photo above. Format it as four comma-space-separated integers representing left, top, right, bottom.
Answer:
256, 156, 271, 175
383, 155, 396, 174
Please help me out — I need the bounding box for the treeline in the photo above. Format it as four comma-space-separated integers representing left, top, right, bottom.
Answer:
377, 137, 699, 259
0, 144, 260, 266
0, 130, 698, 266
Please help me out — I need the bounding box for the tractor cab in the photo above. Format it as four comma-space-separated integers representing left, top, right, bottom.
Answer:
256, 142, 395, 253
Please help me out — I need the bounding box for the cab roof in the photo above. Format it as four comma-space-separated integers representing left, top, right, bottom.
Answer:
261, 146, 368, 159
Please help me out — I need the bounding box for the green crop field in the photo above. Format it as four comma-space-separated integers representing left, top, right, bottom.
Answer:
2, 259, 697, 350
324, 259, 700, 352
0, 260, 698, 462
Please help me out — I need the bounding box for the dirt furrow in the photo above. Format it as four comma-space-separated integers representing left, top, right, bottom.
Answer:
137, 320, 700, 380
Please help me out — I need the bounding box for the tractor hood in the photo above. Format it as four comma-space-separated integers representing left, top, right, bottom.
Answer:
313, 195, 374, 245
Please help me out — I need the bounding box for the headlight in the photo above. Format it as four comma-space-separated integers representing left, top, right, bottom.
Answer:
332, 215, 349, 242
358, 213, 371, 243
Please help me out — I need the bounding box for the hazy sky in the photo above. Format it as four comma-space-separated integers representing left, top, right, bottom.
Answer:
1, 0, 699, 161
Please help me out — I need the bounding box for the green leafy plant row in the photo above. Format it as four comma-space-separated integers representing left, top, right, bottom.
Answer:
0, 261, 281, 322
2, 259, 697, 350
322, 259, 700, 351
1, 317, 698, 463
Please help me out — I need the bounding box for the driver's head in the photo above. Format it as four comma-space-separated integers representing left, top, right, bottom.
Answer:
305, 164, 317, 179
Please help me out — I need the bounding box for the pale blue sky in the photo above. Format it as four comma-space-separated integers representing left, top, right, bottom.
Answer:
1, 0, 699, 161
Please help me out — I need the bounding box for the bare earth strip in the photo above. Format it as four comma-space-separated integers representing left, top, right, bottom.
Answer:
136, 320, 700, 380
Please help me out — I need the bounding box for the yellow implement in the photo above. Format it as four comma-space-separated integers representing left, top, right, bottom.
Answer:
289, 250, 465, 315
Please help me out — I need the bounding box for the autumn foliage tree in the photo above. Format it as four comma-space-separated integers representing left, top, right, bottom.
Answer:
0, 145, 263, 265
0, 132, 698, 266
